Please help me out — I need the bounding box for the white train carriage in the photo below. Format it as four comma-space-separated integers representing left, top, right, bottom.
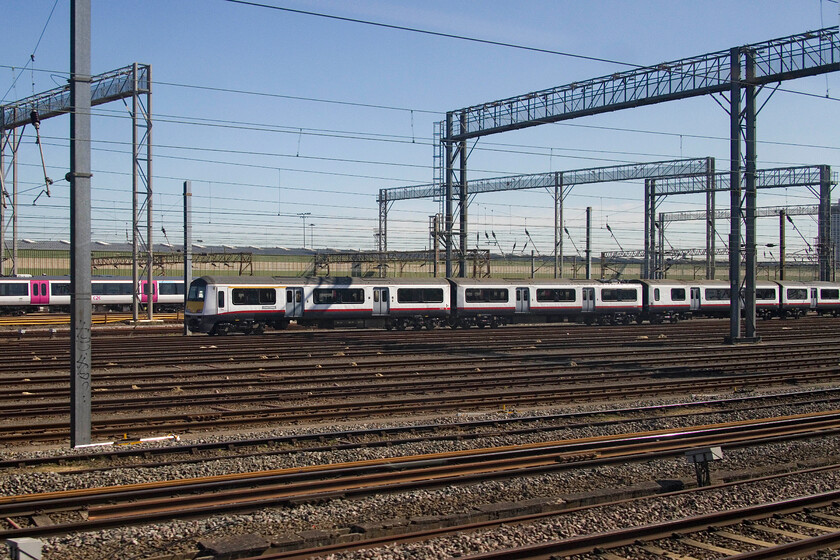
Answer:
0, 278, 32, 314
291, 277, 450, 329
692, 280, 733, 317
754, 281, 780, 319
448, 278, 516, 328
187, 276, 451, 333
590, 283, 643, 324
515, 280, 588, 322
0, 276, 184, 314
777, 281, 812, 319
186, 276, 290, 335
811, 282, 840, 316
636, 279, 693, 323
378, 278, 451, 330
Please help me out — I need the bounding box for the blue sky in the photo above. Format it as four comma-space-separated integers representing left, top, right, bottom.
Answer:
1, 0, 838, 261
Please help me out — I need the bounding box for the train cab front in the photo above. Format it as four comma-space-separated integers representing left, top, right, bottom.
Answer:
185, 277, 214, 333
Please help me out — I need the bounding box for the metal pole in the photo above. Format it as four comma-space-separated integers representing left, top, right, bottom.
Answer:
658, 214, 665, 279
183, 180, 192, 336
585, 206, 592, 280
377, 190, 387, 253
642, 179, 652, 279
12, 128, 17, 276
145, 66, 154, 322
433, 214, 440, 278
70, 0, 92, 447
707, 157, 716, 279
779, 210, 786, 280
819, 165, 831, 281
0, 133, 4, 277
554, 173, 563, 279
728, 46, 742, 343
444, 113, 453, 278
649, 180, 657, 279
744, 49, 757, 340
131, 64, 139, 322
458, 113, 467, 278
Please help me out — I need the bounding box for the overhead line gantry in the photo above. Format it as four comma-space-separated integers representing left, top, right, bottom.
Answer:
437, 26, 839, 343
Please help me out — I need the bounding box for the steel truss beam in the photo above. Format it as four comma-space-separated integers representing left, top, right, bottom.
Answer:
91, 252, 252, 276
661, 204, 836, 223
0, 64, 150, 128
314, 249, 489, 277
0, 64, 152, 308
378, 157, 711, 278
445, 27, 839, 141
652, 166, 838, 195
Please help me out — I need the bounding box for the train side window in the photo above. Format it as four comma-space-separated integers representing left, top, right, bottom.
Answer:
705, 288, 729, 300
820, 289, 839, 300
490, 289, 508, 302
786, 288, 807, 300
218, 291, 225, 308
51, 283, 71, 296
654, 288, 660, 302
424, 289, 443, 302
159, 283, 183, 295
756, 288, 776, 300
287, 290, 293, 303
296, 291, 302, 303
373, 291, 380, 303
10, 283, 27, 296
260, 289, 276, 305
671, 288, 685, 301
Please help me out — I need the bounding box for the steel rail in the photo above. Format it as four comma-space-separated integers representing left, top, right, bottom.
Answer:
0, 366, 839, 443
456, 490, 840, 559
3, 347, 838, 410
3, 387, 838, 471
0, 412, 838, 539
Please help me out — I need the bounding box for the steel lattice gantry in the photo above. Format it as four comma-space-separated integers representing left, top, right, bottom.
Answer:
378, 157, 713, 277
0, 62, 154, 321
646, 165, 836, 281
439, 26, 839, 343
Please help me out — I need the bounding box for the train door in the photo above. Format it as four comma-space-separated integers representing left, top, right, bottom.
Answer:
515, 288, 530, 313
811, 288, 818, 310
29, 280, 49, 305
373, 287, 389, 316
140, 281, 157, 304
582, 288, 595, 313
690, 287, 701, 311
286, 288, 304, 317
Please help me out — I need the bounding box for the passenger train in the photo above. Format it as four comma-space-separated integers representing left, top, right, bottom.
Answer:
0, 276, 185, 314
184, 276, 840, 335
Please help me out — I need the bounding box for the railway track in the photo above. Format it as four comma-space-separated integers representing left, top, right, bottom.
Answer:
2, 388, 836, 472
1, 412, 838, 542
2, 365, 840, 444
457, 490, 840, 560
0, 312, 182, 327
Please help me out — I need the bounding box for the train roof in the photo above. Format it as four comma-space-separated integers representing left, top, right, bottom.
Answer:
195, 276, 449, 287
0, 275, 182, 282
